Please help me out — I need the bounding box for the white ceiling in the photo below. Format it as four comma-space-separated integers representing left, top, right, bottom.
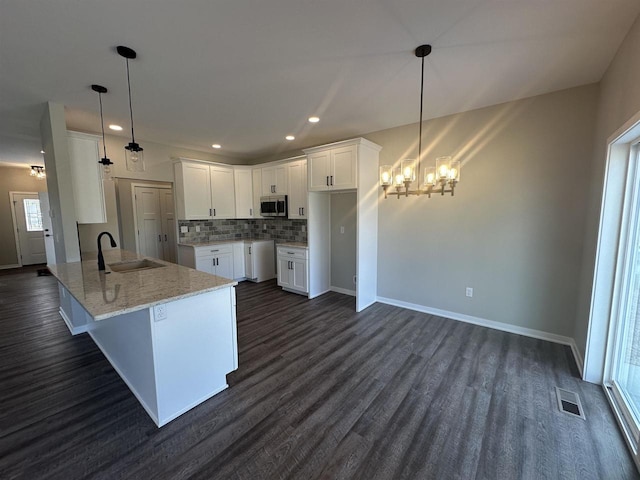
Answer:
1, 0, 639, 167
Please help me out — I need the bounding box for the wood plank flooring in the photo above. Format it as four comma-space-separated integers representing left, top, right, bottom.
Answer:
0, 268, 637, 479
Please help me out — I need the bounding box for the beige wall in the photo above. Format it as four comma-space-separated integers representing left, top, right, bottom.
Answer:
0, 166, 48, 266
366, 84, 598, 337
331, 192, 357, 291
574, 15, 640, 358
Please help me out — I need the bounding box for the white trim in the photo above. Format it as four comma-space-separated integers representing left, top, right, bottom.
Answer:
376, 296, 581, 367
330, 286, 356, 297
0, 264, 21, 270
603, 384, 640, 471
569, 338, 584, 378
59, 307, 88, 336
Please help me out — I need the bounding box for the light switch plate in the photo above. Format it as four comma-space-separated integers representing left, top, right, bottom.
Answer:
180, 226, 188, 233
195, 225, 201, 232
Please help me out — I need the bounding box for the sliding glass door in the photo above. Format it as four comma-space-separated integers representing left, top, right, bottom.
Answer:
608, 141, 640, 456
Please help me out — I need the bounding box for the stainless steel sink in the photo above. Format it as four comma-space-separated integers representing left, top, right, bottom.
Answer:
108, 259, 166, 273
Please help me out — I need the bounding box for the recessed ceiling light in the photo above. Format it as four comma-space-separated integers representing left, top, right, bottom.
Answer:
308, 116, 320, 123
212, 144, 221, 149
40, 150, 45, 154
109, 124, 123, 131
285, 135, 295, 141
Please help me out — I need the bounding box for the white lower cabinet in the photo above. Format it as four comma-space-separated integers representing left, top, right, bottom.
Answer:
277, 246, 308, 294
178, 240, 275, 282
179, 244, 234, 280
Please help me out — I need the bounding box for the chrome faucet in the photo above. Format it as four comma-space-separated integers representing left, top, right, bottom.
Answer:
97, 231, 117, 271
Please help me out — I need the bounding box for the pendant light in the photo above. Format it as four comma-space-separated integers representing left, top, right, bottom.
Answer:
29, 166, 46, 179
91, 84, 114, 180
380, 44, 460, 199
117, 45, 145, 172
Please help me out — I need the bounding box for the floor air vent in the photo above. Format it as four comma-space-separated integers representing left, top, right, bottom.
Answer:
555, 387, 586, 420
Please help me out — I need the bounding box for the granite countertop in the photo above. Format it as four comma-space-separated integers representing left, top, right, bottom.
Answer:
276, 242, 308, 249
48, 249, 237, 321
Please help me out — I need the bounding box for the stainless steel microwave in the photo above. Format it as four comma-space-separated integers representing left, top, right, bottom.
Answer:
260, 195, 288, 217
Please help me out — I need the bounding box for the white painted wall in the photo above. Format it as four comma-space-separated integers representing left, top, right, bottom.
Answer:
575, 15, 640, 365
41, 102, 80, 263
366, 84, 598, 337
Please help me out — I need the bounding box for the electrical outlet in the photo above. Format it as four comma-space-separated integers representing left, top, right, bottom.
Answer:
465, 287, 473, 298
154, 304, 167, 321
340, 226, 345, 234
302, 225, 306, 232
180, 226, 188, 234
195, 225, 201, 232
263, 224, 267, 230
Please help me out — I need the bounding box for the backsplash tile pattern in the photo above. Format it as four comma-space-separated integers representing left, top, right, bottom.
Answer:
178, 219, 307, 244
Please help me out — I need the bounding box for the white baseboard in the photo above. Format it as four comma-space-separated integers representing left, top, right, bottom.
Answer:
376, 296, 582, 371
0, 263, 20, 270
59, 307, 88, 336
330, 286, 356, 297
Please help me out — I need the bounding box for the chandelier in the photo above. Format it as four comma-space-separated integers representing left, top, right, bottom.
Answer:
380, 45, 460, 199
30, 165, 46, 179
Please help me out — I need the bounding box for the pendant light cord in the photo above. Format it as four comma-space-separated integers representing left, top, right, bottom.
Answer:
418, 54, 424, 180
125, 58, 136, 143
98, 92, 108, 159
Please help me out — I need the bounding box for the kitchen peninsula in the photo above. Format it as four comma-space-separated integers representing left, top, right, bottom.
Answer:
48, 249, 238, 427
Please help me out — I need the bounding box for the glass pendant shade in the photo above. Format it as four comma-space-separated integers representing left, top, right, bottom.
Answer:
125, 143, 145, 172
436, 156, 452, 180
401, 159, 416, 183
422, 166, 437, 187
448, 159, 461, 182
380, 165, 393, 186
394, 170, 405, 186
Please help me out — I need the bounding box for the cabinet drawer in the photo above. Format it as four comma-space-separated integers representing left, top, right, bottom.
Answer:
194, 244, 234, 257
277, 247, 308, 260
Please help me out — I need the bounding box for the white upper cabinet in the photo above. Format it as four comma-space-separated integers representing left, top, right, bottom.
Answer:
261, 164, 288, 195
209, 165, 236, 218
67, 131, 106, 224
306, 142, 357, 191
234, 167, 254, 219
287, 159, 308, 219
174, 159, 235, 220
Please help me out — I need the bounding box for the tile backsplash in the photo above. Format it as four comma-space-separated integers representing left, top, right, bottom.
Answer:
178, 218, 307, 244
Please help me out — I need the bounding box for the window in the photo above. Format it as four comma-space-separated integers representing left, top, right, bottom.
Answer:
23, 198, 43, 231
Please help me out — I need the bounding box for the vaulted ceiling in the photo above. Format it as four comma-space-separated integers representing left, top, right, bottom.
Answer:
2, 0, 640, 167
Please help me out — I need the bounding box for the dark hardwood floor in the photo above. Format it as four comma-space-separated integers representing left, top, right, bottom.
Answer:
0, 267, 637, 479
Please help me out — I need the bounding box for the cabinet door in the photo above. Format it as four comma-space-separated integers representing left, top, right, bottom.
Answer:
210, 166, 236, 219
331, 145, 357, 190
291, 258, 308, 292
261, 167, 276, 196
215, 253, 234, 280
234, 168, 253, 219
67, 132, 106, 223
252, 169, 263, 218
277, 257, 291, 288
274, 165, 288, 194
245, 244, 254, 279
195, 254, 215, 275
308, 151, 331, 191
179, 162, 212, 220
287, 160, 308, 219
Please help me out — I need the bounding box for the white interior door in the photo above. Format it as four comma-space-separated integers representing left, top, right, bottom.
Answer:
159, 189, 176, 263
12, 192, 46, 265
135, 187, 162, 259
38, 192, 56, 265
